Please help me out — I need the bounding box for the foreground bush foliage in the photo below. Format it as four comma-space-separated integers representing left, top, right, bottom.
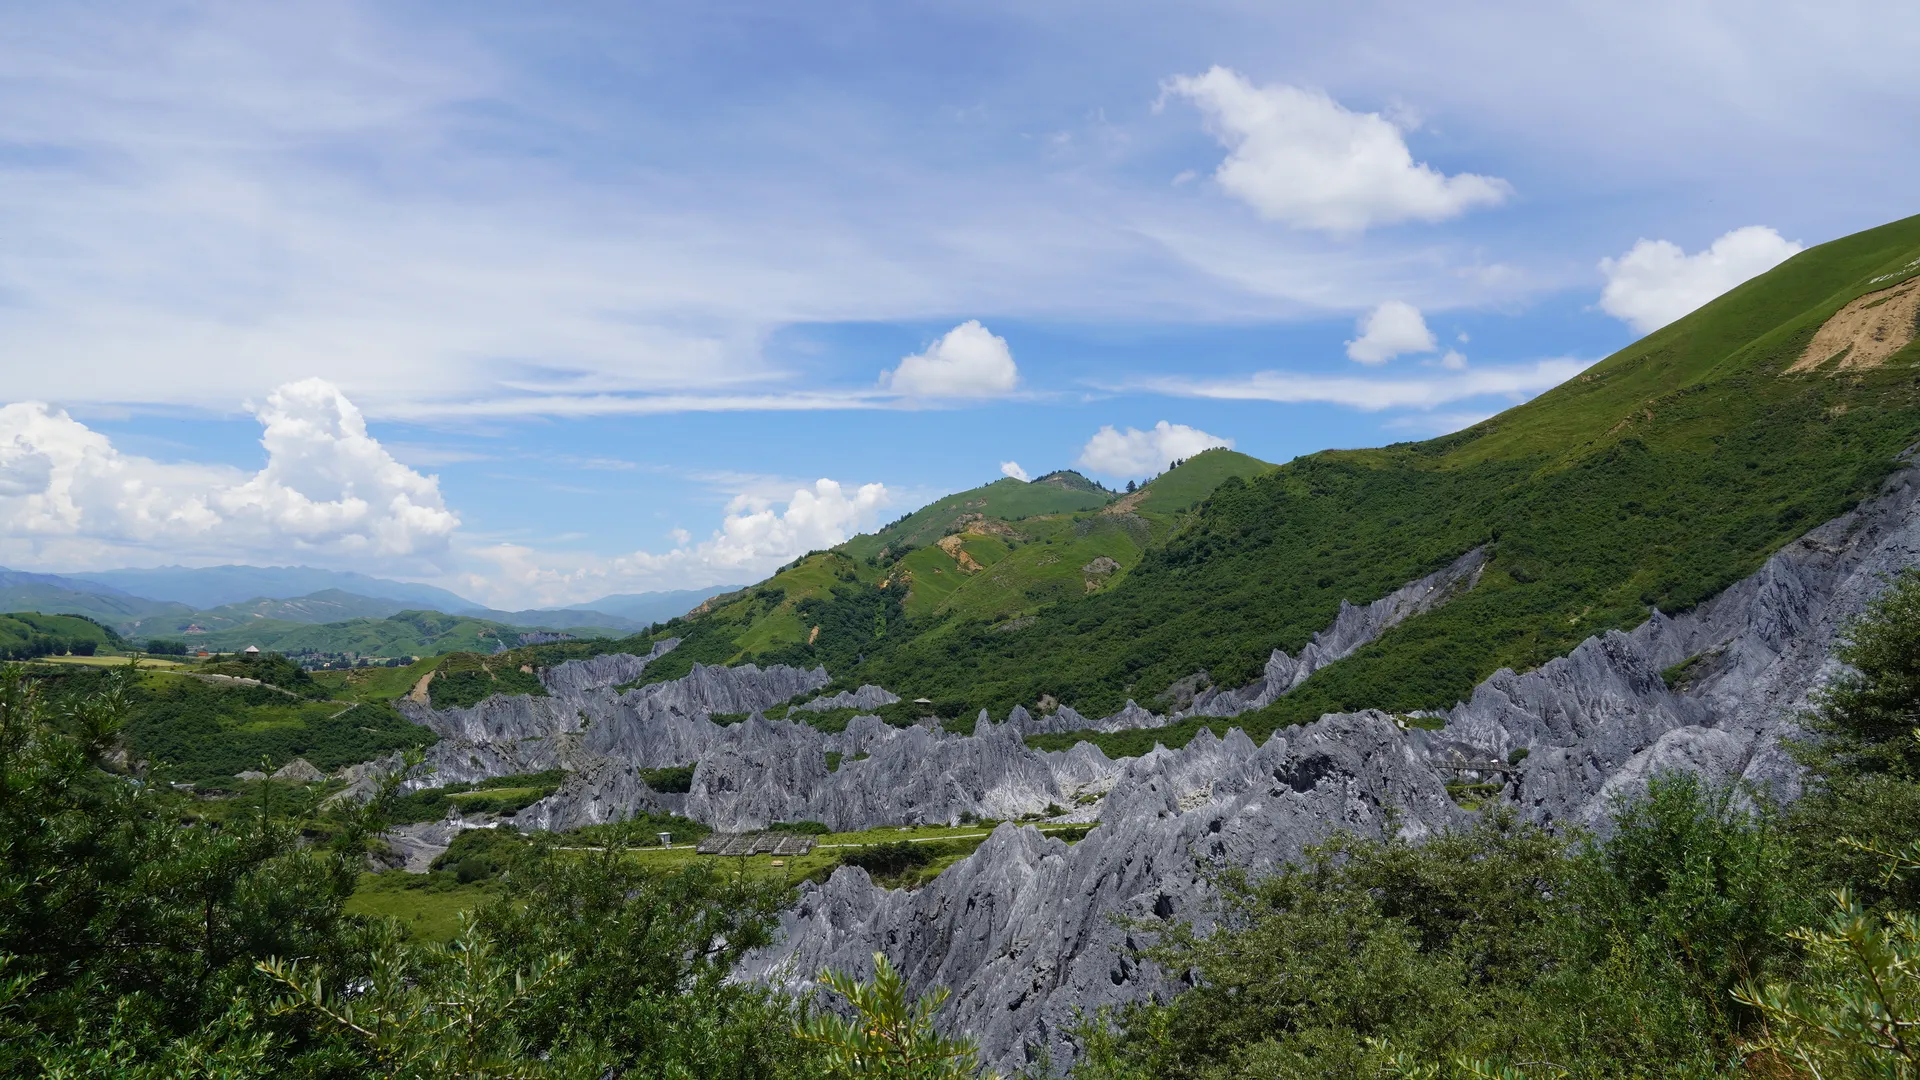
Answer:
1071, 784, 1804, 1080
1074, 568, 1920, 1080
0, 661, 824, 1078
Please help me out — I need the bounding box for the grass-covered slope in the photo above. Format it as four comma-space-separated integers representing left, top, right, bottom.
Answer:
840, 477, 1113, 560
28, 657, 437, 785
0, 612, 123, 659
998, 214, 1920, 748
181, 609, 621, 656
1130, 448, 1278, 513
613, 454, 1274, 670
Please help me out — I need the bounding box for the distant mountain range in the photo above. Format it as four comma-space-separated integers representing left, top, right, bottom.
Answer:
63, 565, 484, 612
562, 586, 742, 625
0, 565, 744, 648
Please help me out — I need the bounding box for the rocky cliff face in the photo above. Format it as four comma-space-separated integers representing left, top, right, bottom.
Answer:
741, 714, 1459, 1071
740, 466, 1920, 1072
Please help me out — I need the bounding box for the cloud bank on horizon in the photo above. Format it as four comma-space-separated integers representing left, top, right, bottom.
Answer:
0, 380, 457, 571
0, 379, 895, 608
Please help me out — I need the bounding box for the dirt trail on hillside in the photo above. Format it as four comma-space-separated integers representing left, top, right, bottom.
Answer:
407, 670, 435, 704
1788, 279, 1920, 373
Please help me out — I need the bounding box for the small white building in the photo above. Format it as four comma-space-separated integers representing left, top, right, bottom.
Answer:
243, 645, 260, 655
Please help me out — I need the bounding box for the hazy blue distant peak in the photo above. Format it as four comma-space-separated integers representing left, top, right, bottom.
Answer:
61, 565, 486, 613
566, 586, 742, 625
0, 567, 145, 599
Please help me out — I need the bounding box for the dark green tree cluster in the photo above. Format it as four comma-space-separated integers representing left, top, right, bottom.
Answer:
0, 635, 94, 660
198, 651, 330, 698
0, 661, 831, 1079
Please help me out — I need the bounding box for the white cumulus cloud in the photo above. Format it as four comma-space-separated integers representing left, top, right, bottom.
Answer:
0, 378, 457, 569
462, 477, 890, 609
1000, 461, 1030, 482
708, 479, 891, 567
1599, 226, 1803, 334
880, 320, 1019, 398
1077, 421, 1233, 478
1137, 358, 1588, 411
1164, 66, 1511, 233
1346, 300, 1438, 364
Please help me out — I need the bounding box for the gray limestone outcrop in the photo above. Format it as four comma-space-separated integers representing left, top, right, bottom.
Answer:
514, 758, 676, 832
538, 640, 678, 697
1418, 466, 1920, 829
742, 713, 1458, 1071
395, 657, 831, 792
270, 757, 326, 782
681, 712, 1120, 831
1188, 545, 1489, 718
378, 543, 1506, 833
792, 685, 902, 712
742, 467, 1920, 1072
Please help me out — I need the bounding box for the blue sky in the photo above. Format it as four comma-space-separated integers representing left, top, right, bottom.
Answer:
1, 2, 1916, 607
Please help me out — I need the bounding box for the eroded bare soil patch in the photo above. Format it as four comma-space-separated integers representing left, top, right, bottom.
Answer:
1787, 279, 1920, 374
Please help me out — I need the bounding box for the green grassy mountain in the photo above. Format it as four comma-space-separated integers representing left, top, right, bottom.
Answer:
124, 589, 646, 640
507, 213, 1920, 749
486, 448, 1288, 693
183, 609, 623, 657
0, 612, 122, 659
840, 475, 1116, 561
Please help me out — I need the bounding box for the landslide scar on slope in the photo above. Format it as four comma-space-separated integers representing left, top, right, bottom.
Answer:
935, 533, 984, 573
1787, 279, 1920, 374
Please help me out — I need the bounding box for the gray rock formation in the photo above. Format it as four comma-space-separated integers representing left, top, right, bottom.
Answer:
1422, 466, 1920, 829
396, 658, 831, 792
514, 758, 676, 832
270, 757, 325, 782
383, 817, 465, 873
1188, 545, 1489, 717
379, 544, 1504, 834
743, 468, 1920, 1071
538, 640, 679, 697
792, 685, 902, 712
681, 712, 1121, 831
743, 714, 1458, 1071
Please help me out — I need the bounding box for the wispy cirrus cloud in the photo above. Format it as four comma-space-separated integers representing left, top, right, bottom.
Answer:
1131, 358, 1589, 412
374, 390, 893, 421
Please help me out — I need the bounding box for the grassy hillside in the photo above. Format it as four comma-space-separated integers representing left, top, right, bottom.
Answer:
998, 214, 1920, 749
27, 656, 437, 786
569, 462, 1253, 676
1129, 448, 1279, 513
840, 476, 1113, 560
0, 612, 123, 659
180, 609, 622, 657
